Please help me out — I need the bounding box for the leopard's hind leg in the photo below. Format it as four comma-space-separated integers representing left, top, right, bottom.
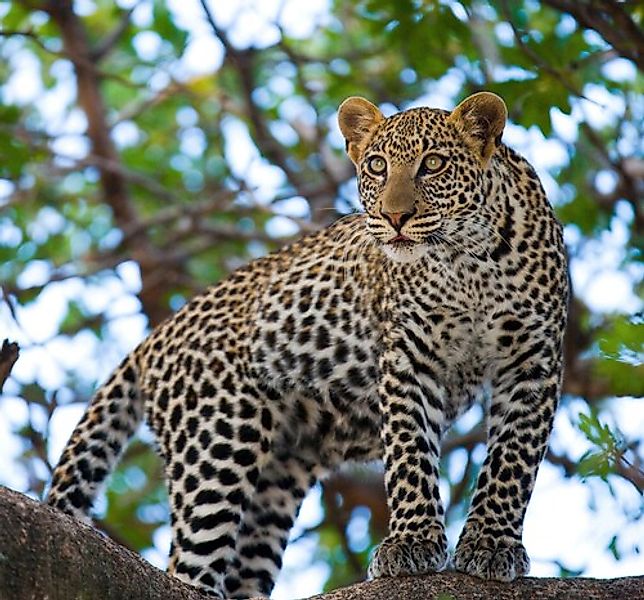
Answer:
224, 452, 321, 598
161, 388, 276, 597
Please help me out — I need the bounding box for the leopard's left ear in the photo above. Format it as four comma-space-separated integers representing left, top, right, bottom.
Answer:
448, 92, 507, 164
338, 97, 384, 165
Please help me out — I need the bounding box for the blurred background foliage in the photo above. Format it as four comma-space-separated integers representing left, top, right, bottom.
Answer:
0, 0, 642, 595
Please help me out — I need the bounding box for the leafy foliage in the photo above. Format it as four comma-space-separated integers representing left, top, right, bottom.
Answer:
577, 410, 626, 481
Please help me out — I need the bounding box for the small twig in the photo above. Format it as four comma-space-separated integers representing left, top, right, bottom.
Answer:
0, 26, 142, 91
540, 0, 644, 71
91, 5, 135, 62
0, 28, 62, 58
0, 339, 20, 393
0, 28, 37, 38
498, 0, 601, 106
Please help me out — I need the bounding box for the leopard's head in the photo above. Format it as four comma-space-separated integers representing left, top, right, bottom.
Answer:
338, 92, 507, 263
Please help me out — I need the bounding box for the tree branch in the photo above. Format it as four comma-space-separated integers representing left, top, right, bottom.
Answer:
498, 0, 592, 101
90, 5, 135, 62
198, 1, 300, 181
0, 486, 208, 600
44, 0, 136, 226
547, 447, 644, 493
541, 0, 644, 72
0, 339, 19, 392
2, 486, 642, 600
309, 570, 644, 600
198, 0, 341, 223
43, 0, 171, 327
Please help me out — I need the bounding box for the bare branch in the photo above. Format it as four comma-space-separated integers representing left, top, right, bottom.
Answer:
498, 0, 595, 102
0, 340, 19, 392
91, 5, 135, 62
43, 0, 172, 326
541, 0, 644, 71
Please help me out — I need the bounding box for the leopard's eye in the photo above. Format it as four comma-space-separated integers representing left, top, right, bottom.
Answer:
420, 153, 446, 175
367, 156, 387, 175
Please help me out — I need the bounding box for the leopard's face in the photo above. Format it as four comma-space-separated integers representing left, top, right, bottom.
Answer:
338, 94, 507, 264
358, 108, 487, 263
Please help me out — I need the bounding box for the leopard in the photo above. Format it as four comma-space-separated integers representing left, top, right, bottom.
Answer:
46, 92, 568, 598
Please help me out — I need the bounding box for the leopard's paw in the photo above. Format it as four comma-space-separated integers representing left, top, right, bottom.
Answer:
368, 531, 448, 579
454, 532, 529, 582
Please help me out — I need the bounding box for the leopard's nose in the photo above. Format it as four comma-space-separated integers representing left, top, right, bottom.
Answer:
381, 209, 415, 231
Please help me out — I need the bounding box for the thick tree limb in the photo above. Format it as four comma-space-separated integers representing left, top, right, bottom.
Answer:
0, 486, 208, 600
307, 571, 644, 600
2, 486, 642, 600
41, 0, 170, 327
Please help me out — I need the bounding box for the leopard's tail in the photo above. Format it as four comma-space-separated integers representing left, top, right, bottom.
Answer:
46, 352, 144, 521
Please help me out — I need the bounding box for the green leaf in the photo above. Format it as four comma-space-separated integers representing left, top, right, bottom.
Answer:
103, 440, 166, 552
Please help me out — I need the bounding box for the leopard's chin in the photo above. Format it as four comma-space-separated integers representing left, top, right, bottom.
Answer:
381, 241, 430, 264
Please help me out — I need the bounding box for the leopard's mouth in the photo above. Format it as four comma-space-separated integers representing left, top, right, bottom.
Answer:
387, 234, 415, 245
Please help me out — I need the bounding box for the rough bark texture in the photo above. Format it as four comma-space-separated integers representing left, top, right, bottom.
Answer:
0, 486, 206, 600
305, 572, 644, 600
1, 486, 642, 600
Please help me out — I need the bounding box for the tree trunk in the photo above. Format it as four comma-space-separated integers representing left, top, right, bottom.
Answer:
0, 486, 641, 600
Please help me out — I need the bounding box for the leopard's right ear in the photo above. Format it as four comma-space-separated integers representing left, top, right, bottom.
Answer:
338, 97, 384, 165
448, 92, 507, 164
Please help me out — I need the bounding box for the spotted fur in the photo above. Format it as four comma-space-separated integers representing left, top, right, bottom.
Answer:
47, 93, 568, 597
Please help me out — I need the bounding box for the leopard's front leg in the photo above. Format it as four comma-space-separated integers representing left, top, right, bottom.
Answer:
368, 345, 448, 579
454, 345, 563, 582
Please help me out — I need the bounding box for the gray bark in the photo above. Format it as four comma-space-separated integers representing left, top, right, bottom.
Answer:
0, 486, 642, 600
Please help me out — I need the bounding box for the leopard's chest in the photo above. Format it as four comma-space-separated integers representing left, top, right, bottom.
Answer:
252, 277, 381, 392
392, 298, 488, 390
253, 256, 514, 386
